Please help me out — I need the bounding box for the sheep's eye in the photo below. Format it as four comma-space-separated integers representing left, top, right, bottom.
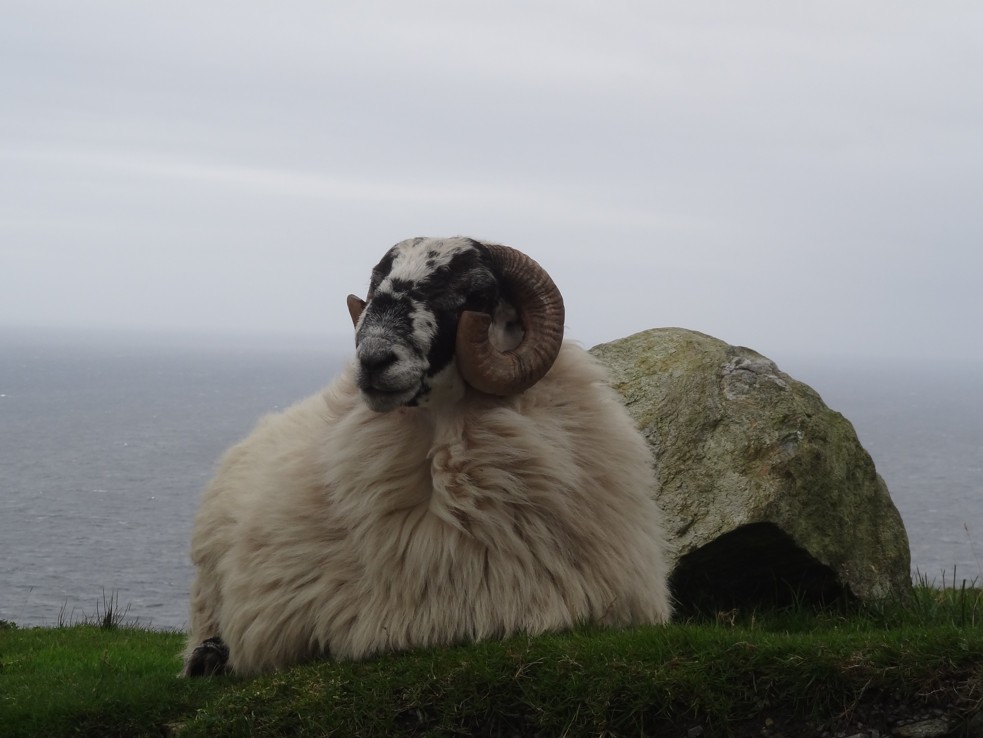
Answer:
463, 289, 494, 313
427, 291, 461, 313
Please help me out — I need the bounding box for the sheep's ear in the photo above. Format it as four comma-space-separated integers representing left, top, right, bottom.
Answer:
347, 295, 366, 328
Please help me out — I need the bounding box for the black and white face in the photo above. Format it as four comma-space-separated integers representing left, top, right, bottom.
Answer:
352, 237, 501, 413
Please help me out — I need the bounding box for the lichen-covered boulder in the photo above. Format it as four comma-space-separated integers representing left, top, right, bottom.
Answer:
590, 328, 911, 611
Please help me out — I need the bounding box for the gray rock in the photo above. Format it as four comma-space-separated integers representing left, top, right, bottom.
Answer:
590, 328, 912, 609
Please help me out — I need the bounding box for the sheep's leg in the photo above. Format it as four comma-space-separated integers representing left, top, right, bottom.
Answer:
182, 636, 230, 677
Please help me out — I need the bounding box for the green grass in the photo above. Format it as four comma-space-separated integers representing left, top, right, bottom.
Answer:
0, 624, 223, 737
2, 586, 982, 737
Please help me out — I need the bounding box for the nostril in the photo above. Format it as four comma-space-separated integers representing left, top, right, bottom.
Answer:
361, 349, 397, 370
357, 338, 398, 372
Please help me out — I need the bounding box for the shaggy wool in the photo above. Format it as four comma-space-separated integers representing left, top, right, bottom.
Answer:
184, 343, 671, 676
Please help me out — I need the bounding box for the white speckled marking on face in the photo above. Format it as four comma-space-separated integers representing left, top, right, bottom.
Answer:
376, 237, 475, 295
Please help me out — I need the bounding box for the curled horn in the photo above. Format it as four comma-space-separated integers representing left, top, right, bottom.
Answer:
456, 244, 565, 396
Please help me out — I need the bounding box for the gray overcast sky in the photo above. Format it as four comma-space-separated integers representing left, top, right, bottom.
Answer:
2, 1, 981, 363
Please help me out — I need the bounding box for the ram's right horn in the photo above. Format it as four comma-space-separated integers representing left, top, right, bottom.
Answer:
455, 244, 565, 396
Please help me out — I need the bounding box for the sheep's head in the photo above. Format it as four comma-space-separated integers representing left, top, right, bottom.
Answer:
347, 237, 565, 412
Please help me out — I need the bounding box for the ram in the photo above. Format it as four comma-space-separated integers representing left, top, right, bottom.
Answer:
182, 236, 671, 677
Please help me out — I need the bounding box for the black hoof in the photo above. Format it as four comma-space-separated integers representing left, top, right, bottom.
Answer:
183, 636, 230, 677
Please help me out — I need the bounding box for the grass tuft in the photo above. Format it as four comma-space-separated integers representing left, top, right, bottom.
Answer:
55, 588, 139, 630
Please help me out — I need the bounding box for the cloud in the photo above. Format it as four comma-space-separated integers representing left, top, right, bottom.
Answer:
2, 2, 981, 361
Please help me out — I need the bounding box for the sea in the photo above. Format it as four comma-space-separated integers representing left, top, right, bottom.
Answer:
1, 328, 981, 630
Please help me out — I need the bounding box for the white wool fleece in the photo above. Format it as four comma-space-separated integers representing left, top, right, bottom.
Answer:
184, 342, 671, 676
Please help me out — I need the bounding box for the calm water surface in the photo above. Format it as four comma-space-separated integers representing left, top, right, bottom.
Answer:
0, 330, 345, 629
1, 330, 980, 628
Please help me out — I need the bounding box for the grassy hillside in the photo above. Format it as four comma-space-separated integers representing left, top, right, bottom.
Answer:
1, 586, 981, 737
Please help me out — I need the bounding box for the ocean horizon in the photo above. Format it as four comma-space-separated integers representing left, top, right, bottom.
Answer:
1, 327, 980, 630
